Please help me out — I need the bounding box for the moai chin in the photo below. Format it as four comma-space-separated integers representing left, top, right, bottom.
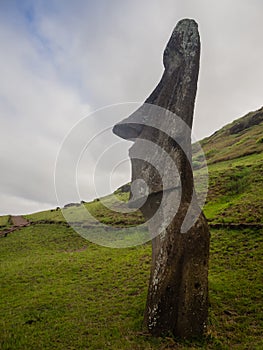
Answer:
113, 19, 210, 339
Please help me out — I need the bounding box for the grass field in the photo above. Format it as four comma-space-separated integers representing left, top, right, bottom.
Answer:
0, 215, 10, 228
0, 224, 262, 349
203, 153, 263, 224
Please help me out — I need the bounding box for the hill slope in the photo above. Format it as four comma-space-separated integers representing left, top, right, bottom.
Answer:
17, 105, 262, 228
198, 106, 263, 164
195, 106, 263, 225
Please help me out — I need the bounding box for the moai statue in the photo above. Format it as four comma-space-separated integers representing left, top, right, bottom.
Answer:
113, 19, 210, 339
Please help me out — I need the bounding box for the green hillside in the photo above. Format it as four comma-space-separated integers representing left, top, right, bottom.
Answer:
194, 106, 263, 225
0, 107, 262, 349
20, 106, 263, 228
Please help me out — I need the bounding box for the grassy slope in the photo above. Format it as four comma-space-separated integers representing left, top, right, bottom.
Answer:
203, 153, 263, 224
0, 225, 262, 349
24, 193, 144, 227
24, 107, 263, 226
0, 215, 10, 229
194, 106, 263, 224
0, 108, 263, 349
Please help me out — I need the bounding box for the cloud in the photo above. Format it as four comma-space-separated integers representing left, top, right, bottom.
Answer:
0, 6, 90, 214
0, 0, 262, 214
30, 0, 263, 136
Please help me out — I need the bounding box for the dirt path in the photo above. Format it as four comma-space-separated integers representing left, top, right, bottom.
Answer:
0, 216, 30, 238
11, 215, 29, 227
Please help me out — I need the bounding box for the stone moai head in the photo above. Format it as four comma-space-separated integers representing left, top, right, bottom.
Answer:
113, 19, 201, 231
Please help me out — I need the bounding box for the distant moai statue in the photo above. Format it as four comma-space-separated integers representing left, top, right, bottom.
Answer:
113, 19, 210, 338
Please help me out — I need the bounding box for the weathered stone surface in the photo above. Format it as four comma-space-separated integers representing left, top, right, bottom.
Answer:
113, 18, 210, 339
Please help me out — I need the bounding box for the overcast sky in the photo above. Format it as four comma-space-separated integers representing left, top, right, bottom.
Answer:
0, 0, 262, 215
